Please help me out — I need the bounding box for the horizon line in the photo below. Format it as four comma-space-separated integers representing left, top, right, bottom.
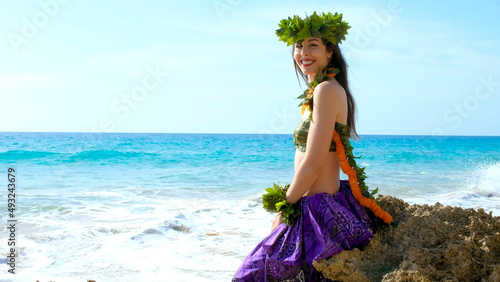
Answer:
1, 131, 499, 138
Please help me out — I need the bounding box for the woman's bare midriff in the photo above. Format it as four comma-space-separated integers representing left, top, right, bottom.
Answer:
294, 149, 341, 197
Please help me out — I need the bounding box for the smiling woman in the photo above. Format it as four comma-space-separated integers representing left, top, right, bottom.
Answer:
232, 11, 392, 281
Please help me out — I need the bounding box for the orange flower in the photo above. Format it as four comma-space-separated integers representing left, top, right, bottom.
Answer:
326, 69, 338, 78
300, 89, 314, 115
332, 130, 393, 223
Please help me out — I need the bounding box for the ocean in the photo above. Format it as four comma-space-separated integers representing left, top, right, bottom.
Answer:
0, 132, 499, 281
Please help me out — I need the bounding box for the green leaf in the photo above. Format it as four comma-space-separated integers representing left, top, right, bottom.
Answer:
275, 200, 287, 211
296, 27, 311, 41
311, 27, 321, 38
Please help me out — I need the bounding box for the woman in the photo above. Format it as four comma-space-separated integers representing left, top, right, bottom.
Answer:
233, 12, 392, 281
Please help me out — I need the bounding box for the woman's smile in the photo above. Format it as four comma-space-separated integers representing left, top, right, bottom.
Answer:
300, 59, 315, 67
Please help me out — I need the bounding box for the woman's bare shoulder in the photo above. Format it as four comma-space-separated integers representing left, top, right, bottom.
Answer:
313, 80, 346, 104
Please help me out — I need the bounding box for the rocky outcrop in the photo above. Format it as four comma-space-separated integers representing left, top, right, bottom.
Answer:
314, 195, 500, 281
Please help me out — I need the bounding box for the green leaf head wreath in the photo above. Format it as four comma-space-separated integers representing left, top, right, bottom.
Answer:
275, 11, 351, 46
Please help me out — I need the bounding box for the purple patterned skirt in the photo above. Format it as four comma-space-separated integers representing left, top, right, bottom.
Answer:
232, 180, 376, 282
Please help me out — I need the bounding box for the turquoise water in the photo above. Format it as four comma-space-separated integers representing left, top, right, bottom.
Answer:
0, 132, 499, 281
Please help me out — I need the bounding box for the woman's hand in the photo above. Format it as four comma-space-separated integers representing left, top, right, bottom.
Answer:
270, 212, 282, 232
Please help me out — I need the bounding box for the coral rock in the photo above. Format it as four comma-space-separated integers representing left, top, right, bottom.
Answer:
313, 195, 500, 281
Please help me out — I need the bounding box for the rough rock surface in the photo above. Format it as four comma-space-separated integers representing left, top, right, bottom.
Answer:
313, 195, 500, 281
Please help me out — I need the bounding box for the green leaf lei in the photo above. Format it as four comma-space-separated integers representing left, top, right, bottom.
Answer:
293, 39, 379, 202
262, 183, 299, 226
276, 11, 351, 46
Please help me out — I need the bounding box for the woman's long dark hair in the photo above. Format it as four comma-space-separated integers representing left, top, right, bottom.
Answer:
292, 41, 359, 139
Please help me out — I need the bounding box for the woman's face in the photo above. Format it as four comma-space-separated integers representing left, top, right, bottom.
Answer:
293, 37, 333, 79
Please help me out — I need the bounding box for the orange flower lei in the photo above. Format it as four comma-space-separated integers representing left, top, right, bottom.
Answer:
332, 131, 393, 223
301, 70, 393, 224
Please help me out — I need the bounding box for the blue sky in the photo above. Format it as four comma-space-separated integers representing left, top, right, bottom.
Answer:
1, 0, 499, 135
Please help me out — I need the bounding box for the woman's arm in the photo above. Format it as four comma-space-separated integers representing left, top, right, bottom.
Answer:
285, 82, 345, 204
